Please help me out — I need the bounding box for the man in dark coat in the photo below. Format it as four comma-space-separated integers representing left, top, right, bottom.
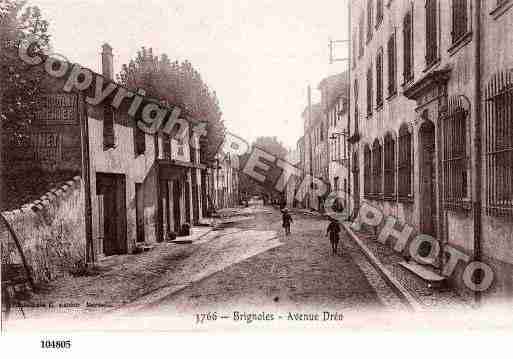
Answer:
326, 217, 341, 255
282, 208, 293, 236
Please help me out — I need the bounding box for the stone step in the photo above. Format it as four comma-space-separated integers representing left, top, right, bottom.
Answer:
399, 261, 446, 289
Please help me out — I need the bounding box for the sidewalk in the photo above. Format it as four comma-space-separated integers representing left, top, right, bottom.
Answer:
7, 224, 215, 320
341, 222, 473, 310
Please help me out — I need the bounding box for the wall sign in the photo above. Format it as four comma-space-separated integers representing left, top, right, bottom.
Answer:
34, 93, 78, 125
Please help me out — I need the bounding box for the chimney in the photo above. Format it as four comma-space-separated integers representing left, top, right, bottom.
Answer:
101, 43, 114, 80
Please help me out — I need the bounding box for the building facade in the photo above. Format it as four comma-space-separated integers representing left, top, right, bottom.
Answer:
319, 73, 351, 216
349, 0, 513, 301
2, 43, 212, 265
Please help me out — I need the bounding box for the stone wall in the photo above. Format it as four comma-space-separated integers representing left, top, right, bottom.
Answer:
1, 176, 86, 284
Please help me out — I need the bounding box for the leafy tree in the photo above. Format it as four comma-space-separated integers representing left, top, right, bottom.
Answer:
0, 0, 51, 133
239, 136, 288, 204
117, 48, 225, 163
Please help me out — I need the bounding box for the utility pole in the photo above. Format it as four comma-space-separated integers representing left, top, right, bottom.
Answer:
308, 84, 313, 210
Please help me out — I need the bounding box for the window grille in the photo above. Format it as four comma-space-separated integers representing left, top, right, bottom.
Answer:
484, 70, 513, 217
352, 32, 357, 68
103, 104, 115, 149
372, 139, 383, 197
364, 145, 372, 197
398, 124, 412, 199
367, 66, 373, 116
376, 48, 383, 108
384, 133, 396, 198
425, 0, 438, 65
451, 0, 467, 43
403, 10, 413, 83
387, 32, 397, 97
442, 96, 469, 211
376, 0, 384, 26
367, 0, 374, 43
359, 14, 365, 58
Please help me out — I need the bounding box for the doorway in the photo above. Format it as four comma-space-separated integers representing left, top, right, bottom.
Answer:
96, 173, 127, 255
135, 183, 144, 243
419, 121, 437, 236
352, 152, 360, 219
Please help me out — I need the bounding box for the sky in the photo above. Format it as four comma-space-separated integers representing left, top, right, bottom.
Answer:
31, 0, 350, 150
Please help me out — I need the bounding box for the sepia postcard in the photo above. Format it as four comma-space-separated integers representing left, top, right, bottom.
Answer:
1, 0, 513, 355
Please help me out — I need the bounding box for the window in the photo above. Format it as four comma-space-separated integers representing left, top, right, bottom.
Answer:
364, 145, 372, 197
376, 0, 384, 26
367, 0, 374, 43
320, 123, 324, 142
384, 133, 396, 197
103, 105, 115, 149
372, 140, 383, 196
387, 31, 397, 97
442, 101, 468, 210
134, 126, 146, 155
403, 10, 414, 83
367, 66, 373, 116
376, 48, 383, 108
352, 32, 357, 68
398, 124, 412, 198
484, 70, 513, 217
163, 133, 171, 159
359, 14, 365, 58
451, 0, 468, 43
425, 0, 438, 65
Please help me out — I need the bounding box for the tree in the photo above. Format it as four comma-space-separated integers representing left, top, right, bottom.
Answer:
239, 136, 288, 204
1, 0, 51, 133
117, 48, 225, 163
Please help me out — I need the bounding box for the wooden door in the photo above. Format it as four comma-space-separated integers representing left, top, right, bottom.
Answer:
96, 173, 127, 255
135, 183, 144, 243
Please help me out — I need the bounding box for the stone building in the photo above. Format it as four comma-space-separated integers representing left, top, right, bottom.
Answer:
349, 0, 513, 301
301, 102, 327, 211
2, 43, 208, 269
319, 72, 351, 216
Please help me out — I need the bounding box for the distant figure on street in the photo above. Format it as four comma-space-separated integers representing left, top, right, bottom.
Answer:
282, 208, 293, 236
326, 217, 341, 255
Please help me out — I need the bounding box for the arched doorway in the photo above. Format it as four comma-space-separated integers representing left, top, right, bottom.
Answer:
419, 120, 437, 236
352, 150, 360, 218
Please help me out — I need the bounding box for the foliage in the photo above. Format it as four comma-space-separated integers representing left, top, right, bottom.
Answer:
239, 136, 288, 203
117, 48, 225, 163
0, 0, 51, 133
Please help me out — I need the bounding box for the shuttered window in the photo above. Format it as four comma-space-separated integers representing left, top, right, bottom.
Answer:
398, 124, 412, 199
451, 0, 468, 43
384, 134, 396, 197
367, 66, 373, 116
103, 105, 115, 149
367, 0, 374, 43
376, 48, 383, 108
403, 10, 413, 83
364, 145, 372, 197
372, 140, 382, 196
387, 32, 397, 97
134, 126, 146, 156
163, 133, 171, 160
484, 70, 513, 218
425, 0, 438, 66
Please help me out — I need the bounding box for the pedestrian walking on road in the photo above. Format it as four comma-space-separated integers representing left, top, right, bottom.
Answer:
282, 208, 293, 236
326, 218, 341, 255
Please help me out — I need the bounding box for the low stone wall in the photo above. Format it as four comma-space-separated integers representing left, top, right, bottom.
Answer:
1, 176, 86, 284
